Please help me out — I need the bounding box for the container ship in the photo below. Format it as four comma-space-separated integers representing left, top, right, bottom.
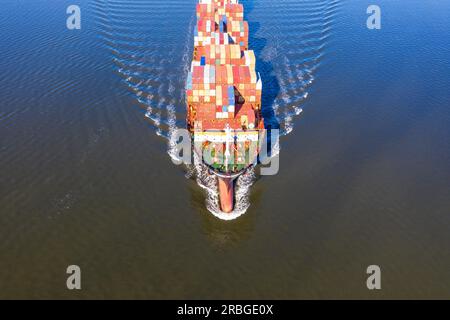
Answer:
186, 0, 264, 214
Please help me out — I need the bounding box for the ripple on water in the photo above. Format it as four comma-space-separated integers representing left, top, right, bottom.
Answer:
92, 0, 341, 218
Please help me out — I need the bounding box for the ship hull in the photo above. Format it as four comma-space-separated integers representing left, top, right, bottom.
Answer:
186, 0, 264, 216
218, 176, 234, 213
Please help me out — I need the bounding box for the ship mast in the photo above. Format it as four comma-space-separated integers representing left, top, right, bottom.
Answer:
224, 123, 231, 171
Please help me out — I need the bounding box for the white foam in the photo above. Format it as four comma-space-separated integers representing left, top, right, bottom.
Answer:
190, 152, 256, 220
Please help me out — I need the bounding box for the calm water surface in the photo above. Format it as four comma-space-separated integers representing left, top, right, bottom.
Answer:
0, 0, 449, 298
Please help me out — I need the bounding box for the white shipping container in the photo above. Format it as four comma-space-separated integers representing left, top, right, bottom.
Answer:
204, 66, 210, 84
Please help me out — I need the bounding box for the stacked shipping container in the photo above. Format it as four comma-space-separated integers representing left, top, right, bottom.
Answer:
187, 0, 263, 130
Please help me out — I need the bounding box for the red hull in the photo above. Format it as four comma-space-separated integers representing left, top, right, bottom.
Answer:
218, 177, 234, 213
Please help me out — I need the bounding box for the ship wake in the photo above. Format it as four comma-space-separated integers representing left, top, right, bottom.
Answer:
192, 153, 256, 220
92, 0, 341, 218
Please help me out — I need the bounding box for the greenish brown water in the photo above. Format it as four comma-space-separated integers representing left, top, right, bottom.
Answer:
0, 0, 449, 299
